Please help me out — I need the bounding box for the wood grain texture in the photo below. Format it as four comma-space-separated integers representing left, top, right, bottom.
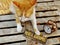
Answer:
36, 3, 57, 11
37, 16, 60, 23
0, 28, 17, 35
36, 11, 59, 17
0, 0, 60, 45
58, 37, 60, 42
37, 0, 53, 2
0, 15, 15, 20
45, 38, 60, 45
0, 21, 16, 28
0, 35, 26, 43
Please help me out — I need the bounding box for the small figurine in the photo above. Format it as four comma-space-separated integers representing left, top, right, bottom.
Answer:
24, 30, 47, 43
43, 20, 57, 34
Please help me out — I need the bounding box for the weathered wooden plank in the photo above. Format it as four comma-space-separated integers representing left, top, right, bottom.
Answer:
36, 1, 60, 11
0, 28, 17, 35
36, 3, 57, 11
54, 0, 60, 1
36, 11, 58, 17
37, 16, 60, 23
0, 29, 59, 45
1, 37, 59, 45
58, 37, 60, 42
4, 38, 60, 45
48, 1, 60, 5
37, 25, 43, 31
46, 38, 60, 45
37, 0, 53, 2
0, 15, 15, 20
0, 35, 26, 43
57, 23, 60, 28
0, 21, 16, 28
45, 1, 60, 6
26, 39, 43, 45
0, 26, 26, 36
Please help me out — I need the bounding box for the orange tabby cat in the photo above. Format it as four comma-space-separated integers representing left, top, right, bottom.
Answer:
9, 0, 41, 35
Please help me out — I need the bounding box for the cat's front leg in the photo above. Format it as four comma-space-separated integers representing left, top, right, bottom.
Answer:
17, 23, 22, 32
31, 15, 41, 35
15, 14, 22, 32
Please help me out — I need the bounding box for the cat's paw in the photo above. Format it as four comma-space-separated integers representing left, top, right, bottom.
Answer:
35, 30, 40, 35
34, 29, 41, 35
17, 24, 22, 32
